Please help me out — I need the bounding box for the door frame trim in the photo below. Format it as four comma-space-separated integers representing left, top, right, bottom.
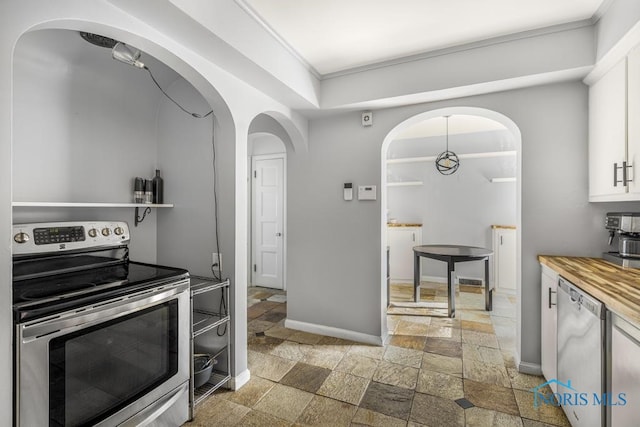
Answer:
251, 153, 287, 290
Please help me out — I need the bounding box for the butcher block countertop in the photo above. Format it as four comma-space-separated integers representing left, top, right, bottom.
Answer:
539, 255, 640, 325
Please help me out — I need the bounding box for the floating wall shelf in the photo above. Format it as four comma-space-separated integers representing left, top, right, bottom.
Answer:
489, 177, 516, 183
387, 181, 424, 187
12, 202, 174, 227
12, 202, 174, 208
387, 150, 516, 164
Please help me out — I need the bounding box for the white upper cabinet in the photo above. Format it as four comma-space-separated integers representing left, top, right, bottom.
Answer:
628, 45, 640, 195
589, 45, 640, 201
589, 58, 627, 200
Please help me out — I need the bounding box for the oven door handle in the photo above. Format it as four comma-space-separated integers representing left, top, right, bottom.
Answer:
20, 280, 189, 341
118, 382, 188, 427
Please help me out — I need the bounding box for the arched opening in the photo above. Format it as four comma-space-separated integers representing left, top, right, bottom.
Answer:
245, 112, 301, 349
11, 26, 242, 424
381, 107, 523, 363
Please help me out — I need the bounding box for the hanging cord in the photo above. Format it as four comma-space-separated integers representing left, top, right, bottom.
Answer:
210, 114, 223, 283
208, 115, 228, 336
144, 66, 213, 119
445, 115, 450, 152
217, 290, 227, 336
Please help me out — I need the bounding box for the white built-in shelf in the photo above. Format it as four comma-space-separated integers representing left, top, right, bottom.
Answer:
387, 150, 516, 165
387, 181, 424, 187
12, 202, 174, 208
489, 177, 516, 183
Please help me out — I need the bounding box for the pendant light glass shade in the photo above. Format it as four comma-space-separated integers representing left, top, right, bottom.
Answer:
112, 42, 145, 69
435, 115, 459, 175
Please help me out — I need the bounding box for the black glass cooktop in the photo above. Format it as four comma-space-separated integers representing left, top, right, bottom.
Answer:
13, 260, 188, 322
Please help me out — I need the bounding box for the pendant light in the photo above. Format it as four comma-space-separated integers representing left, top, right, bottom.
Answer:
435, 115, 460, 175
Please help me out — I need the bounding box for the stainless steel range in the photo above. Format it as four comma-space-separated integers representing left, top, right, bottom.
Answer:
12, 221, 190, 427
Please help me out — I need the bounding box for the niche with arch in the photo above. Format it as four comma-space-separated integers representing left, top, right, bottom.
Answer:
11, 28, 221, 274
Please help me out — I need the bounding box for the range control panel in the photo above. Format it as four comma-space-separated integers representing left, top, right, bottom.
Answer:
33, 226, 86, 245
12, 221, 130, 255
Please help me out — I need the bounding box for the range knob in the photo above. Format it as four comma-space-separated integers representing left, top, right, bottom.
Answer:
88, 228, 98, 238
114, 227, 124, 236
13, 232, 30, 244
101, 228, 111, 237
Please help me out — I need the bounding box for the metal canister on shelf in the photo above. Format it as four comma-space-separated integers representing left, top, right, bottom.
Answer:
134, 177, 145, 203
144, 179, 153, 204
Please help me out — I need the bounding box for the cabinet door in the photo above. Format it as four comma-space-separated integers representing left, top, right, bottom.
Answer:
493, 228, 516, 290
627, 45, 640, 195
540, 265, 558, 393
611, 314, 640, 427
589, 58, 627, 200
388, 227, 422, 281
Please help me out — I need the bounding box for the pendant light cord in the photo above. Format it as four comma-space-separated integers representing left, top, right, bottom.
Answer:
445, 116, 450, 152
145, 66, 213, 119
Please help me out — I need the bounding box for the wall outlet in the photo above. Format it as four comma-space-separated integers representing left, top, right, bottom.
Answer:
212, 253, 221, 271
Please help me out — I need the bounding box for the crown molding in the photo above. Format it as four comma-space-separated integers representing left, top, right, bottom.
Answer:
234, 1, 595, 82
322, 20, 594, 80
591, 0, 616, 24
234, 0, 322, 79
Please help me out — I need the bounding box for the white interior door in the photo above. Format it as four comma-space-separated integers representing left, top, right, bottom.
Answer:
252, 155, 285, 289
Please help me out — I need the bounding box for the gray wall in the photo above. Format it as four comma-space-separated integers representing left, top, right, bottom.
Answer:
287, 80, 640, 365
155, 77, 219, 277
596, 0, 640, 60
387, 129, 516, 280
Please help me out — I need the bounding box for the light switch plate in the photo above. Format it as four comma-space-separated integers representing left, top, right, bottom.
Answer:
358, 185, 376, 200
344, 183, 353, 201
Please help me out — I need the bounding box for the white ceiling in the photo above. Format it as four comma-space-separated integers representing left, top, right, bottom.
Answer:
240, 0, 606, 75
394, 115, 507, 140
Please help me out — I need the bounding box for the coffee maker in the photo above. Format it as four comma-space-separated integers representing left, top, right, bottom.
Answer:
604, 212, 640, 267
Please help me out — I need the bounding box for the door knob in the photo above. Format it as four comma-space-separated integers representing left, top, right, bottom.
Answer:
276, 232, 282, 237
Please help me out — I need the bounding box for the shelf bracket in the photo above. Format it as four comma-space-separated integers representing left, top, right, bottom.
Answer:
134, 206, 152, 227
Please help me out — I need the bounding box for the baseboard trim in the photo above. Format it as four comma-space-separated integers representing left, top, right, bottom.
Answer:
284, 319, 383, 346
422, 275, 447, 284
229, 369, 251, 390
518, 361, 542, 376
391, 275, 484, 285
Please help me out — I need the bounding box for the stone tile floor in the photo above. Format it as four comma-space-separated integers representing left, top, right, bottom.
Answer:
187, 283, 570, 426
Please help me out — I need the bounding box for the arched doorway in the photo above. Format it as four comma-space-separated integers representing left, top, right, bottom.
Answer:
244, 111, 302, 341
381, 107, 523, 362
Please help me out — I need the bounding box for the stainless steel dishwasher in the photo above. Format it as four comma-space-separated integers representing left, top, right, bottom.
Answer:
557, 277, 605, 427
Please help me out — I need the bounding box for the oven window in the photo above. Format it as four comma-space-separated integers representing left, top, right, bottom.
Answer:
49, 300, 178, 427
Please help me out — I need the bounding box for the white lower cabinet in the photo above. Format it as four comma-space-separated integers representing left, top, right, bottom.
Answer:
540, 264, 558, 394
610, 313, 640, 427
387, 226, 422, 282
493, 227, 516, 290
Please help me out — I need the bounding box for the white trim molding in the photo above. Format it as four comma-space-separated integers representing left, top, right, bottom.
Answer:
229, 369, 251, 390
518, 361, 543, 376
285, 319, 384, 346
